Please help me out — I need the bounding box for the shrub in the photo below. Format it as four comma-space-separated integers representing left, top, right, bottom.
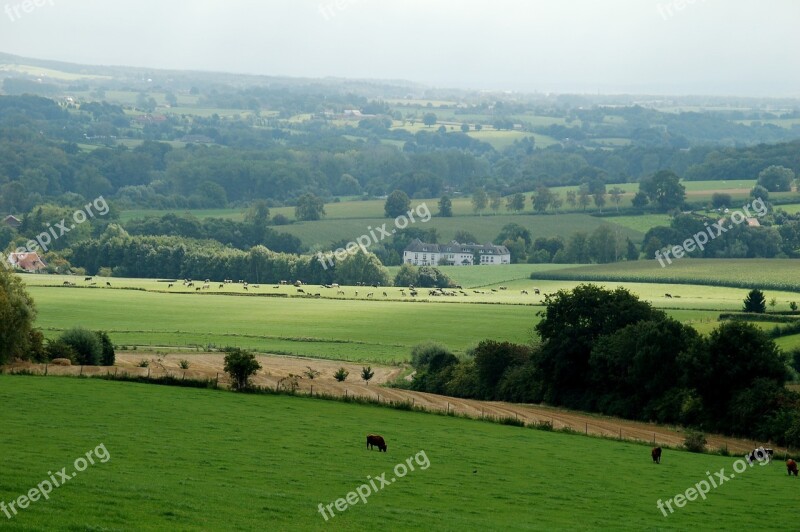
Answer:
683, 430, 707, 453
45, 339, 77, 363
361, 366, 375, 385
179, 359, 190, 369
137, 359, 149, 368
303, 366, 320, 379
59, 327, 102, 365
223, 348, 262, 390
333, 367, 349, 382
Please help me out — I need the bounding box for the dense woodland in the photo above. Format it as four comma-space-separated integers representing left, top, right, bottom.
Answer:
404, 285, 800, 447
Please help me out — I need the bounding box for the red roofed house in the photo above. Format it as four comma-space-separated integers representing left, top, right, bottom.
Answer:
7, 252, 47, 273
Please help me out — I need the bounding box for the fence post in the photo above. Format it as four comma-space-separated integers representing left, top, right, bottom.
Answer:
447, 402, 450, 414
182, 371, 186, 380
619, 428, 622, 440
215, 373, 219, 388
79, 365, 83, 376
585, 423, 588, 435
45, 364, 48, 376
114, 367, 118, 377
345, 389, 348, 398
147, 367, 150, 378
310, 385, 313, 397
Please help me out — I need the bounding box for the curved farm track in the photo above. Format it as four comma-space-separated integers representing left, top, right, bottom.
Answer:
8, 351, 779, 455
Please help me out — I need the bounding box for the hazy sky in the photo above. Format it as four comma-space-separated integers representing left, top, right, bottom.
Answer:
1, 0, 798, 96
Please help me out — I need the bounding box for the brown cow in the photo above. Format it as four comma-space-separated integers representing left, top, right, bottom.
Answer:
787, 459, 798, 476
366, 434, 387, 452
652, 447, 662, 464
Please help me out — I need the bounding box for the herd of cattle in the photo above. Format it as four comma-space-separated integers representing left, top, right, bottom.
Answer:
652, 445, 800, 475
153, 278, 551, 299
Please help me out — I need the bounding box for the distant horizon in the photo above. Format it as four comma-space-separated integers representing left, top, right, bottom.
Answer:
0, 0, 798, 99
2, 50, 799, 102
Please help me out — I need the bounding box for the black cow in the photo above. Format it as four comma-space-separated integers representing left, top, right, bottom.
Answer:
366, 434, 387, 452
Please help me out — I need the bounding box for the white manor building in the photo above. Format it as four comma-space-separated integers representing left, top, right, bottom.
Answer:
403, 239, 511, 267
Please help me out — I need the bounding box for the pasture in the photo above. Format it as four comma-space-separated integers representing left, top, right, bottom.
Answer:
18, 271, 786, 361
0, 376, 797, 531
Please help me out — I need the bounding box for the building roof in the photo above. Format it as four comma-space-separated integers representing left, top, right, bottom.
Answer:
7, 252, 47, 272
3, 215, 21, 227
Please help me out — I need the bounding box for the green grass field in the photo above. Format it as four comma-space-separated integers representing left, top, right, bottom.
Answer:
532, 259, 800, 294
1, 376, 796, 531
19, 271, 793, 361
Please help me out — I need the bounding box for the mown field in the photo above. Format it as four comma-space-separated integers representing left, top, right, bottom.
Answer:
22, 269, 800, 360
1, 376, 797, 531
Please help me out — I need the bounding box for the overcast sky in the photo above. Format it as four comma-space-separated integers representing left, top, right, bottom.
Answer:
0, 0, 798, 96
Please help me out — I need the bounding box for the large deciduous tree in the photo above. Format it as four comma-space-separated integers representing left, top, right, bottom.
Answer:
0, 267, 37, 364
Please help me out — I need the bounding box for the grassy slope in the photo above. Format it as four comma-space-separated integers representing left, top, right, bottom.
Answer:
0, 376, 796, 531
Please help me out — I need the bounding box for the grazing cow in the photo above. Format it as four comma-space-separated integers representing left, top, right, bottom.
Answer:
383, 292, 388, 297
243, 286, 248, 291
84, 276, 92, 281
219, 284, 224, 289
651, 446, 662, 464
196, 287, 201, 291
521, 290, 529, 295
297, 288, 304, 294
665, 293, 673, 298
747, 447, 774, 464
366, 434, 387, 452
168, 284, 173, 288
337, 290, 345, 296
106, 282, 111, 287
787, 459, 798, 476
534, 288, 540, 295
367, 293, 374, 298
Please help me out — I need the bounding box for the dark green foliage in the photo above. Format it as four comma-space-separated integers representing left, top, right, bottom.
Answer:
0, 267, 37, 364
743, 289, 767, 313
683, 430, 707, 453
385, 190, 411, 218
437, 195, 453, 217
96, 331, 115, 366
361, 366, 374, 385
45, 339, 78, 362
333, 367, 349, 382
223, 348, 262, 390
59, 327, 102, 366
295, 193, 326, 221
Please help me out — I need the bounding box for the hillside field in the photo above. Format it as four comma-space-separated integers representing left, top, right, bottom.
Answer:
0, 376, 796, 531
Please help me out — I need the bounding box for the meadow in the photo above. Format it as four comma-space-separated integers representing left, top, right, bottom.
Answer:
1, 376, 797, 531
20, 270, 792, 361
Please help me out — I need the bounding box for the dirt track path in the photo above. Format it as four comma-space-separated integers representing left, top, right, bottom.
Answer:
10, 351, 781, 455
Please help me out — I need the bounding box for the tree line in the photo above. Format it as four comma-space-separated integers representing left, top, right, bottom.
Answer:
403, 284, 800, 446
